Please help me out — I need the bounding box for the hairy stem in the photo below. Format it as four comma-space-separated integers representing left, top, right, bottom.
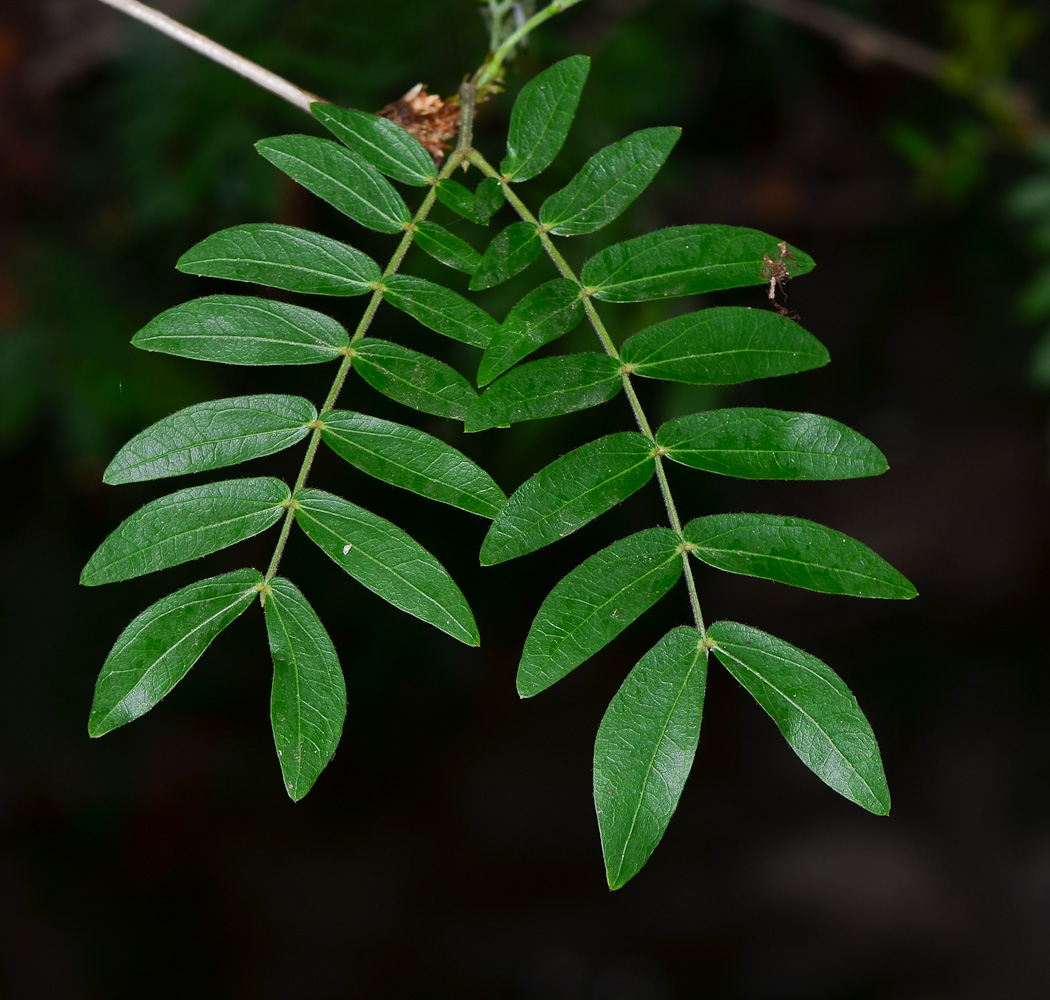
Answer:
96, 0, 325, 112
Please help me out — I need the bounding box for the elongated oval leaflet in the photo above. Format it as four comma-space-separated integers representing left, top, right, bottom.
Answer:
293, 488, 479, 645
581, 225, 815, 302
255, 134, 410, 234
265, 576, 347, 801
176, 223, 381, 295
474, 177, 505, 223
321, 410, 507, 518
477, 279, 583, 386
88, 568, 262, 737
539, 127, 681, 236
684, 514, 917, 599
132, 296, 350, 366
595, 627, 707, 889
517, 528, 683, 697
104, 394, 317, 485
382, 274, 497, 348
480, 432, 656, 565
436, 178, 477, 221
81, 477, 290, 586
707, 621, 890, 814
620, 307, 829, 384
310, 103, 436, 186
351, 340, 477, 420
657, 408, 888, 480
502, 55, 590, 182
469, 222, 542, 291
413, 222, 482, 275
466, 353, 623, 432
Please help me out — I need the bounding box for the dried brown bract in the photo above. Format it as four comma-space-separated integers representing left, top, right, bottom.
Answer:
761, 241, 800, 322
377, 83, 458, 163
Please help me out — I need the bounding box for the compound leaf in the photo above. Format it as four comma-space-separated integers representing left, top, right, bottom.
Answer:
88, 568, 261, 737
264, 576, 346, 801
311, 103, 436, 185
621, 307, 828, 384
321, 410, 506, 518
469, 222, 541, 291
595, 627, 707, 889
256, 134, 410, 233
581, 225, 814, 302
413, 222, 482, 275
436, 178, 478, 220
294, 488, 478, 645
517, 528, 683, 697
684, 514, 917, 599
657, 408, 888, 480
540, 127, 680, 236
480, 432, 655, 564
351, 339, 477, 420
81, 477, 289, 586
383, 274, 496, 348
708, 621, 890, 814
104, 394, 316, 485
466, 353, 622, 432
177, 223, 381, 295
503, 55, 590, 182
474, 177, 505, 223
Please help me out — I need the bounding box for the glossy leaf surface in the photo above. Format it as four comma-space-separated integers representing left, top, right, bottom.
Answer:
383, 274, 496, 348
595, 628, 707, 889
477, 279, 583, 385
621, 307, 828, 384
436, 178, 477, 221
466, 353, 622, 432
133, 296, 350, 366
502, 55, 590, 182
177, 224, 380, 295
517, 528, 683, 697
414, 221, 482, 275
657, 408, 888, 480
351, 339, 477, 420
582, 225, 814, 302
294, 489, 478, 645
474, 177, 505, 223
311, 103, 436, 185
88, 569, 261, 736
540, 127, 680, 236
321, 410, 506, 517
81, 477, 289, 585
265, 577, 346, 801
480, 432, 655, 564
104, 394, 316, 485
684, 514, 917, 599
708, 621, 890, 814
256, 135, 410, 234
469, 222, 541, 291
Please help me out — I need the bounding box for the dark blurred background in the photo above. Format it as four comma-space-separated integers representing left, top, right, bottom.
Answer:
2, 1, 1049, 996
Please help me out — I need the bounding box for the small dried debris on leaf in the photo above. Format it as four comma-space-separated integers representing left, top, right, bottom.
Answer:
761, 240, 800, 322
377, 83, 458, 163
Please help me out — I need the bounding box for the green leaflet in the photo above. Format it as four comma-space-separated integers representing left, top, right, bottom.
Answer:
311, 102, 436, 185
414, 221, 482, 275
351, 339, 477, 420
477, 279, 583, 386
466, 353, 623, 432
594, 627, 707, 889
177, 223, 381, 295
132, 296, 350, 366
517, 528, 683, 697
502, 55, 590, 182
88, 569, 261, 737
294, 488, 478, 645
708, 621, 890, 814
104, 394, 316, 484
469, 222, 542, 291
321, 410, 506, 518
657, 408, 888, 480
436, 178, 477, 221
480, 432, 655, 564
620, 307, 828, 383
540, 127, 681, 236
256, 134, 410, 234
684, 514, 917, 599
383, 274, 496, 348
581, 225, 815, 302
474, 177, 505, 223
264, 577, 347, 801
81, 477, 289, 586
